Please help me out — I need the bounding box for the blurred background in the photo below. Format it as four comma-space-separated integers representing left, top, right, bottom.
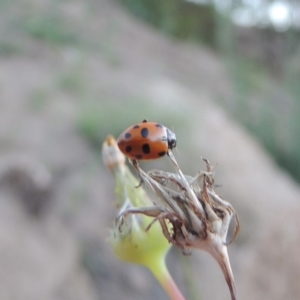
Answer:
0, 0, 300, 299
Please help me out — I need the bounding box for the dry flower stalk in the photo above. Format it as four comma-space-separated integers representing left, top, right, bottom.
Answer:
117, 151, 240, 300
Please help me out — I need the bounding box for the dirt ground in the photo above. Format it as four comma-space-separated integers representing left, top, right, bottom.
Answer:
0, 0, 300, 299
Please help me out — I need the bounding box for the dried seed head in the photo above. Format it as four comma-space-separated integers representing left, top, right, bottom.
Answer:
122, 153, 239, 300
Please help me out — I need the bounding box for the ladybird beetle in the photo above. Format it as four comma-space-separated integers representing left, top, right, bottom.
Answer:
117, 120, 176, 160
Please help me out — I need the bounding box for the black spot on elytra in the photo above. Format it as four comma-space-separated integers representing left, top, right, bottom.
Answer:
158, 151, 166, 157
142, 119, 147, 123
136, 154, 142, 159
133, 125, 139, 129
142, 144, 150, 154
156, 123, 163, 128
125, 132, 131, 139
141, 128, 149, 138
125, 146, 132, 153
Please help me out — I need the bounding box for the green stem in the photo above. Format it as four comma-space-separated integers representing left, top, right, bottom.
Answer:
148, 257, 186, 300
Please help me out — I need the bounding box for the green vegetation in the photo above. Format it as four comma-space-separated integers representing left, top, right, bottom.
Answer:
121, 0, 216, 46
57, 67, 86, 95
220, 32, 300, 181
76, 98, 190, 149
24, 15, 78, 45
0, 40, 21, 56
